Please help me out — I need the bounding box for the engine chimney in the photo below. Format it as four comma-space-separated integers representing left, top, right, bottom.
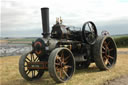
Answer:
41, 7, 50, 38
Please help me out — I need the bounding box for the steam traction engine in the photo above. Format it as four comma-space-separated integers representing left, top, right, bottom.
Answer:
19, 8, 117, 83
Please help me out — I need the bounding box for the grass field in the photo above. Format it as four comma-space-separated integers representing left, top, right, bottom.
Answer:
0, 49, 128, 85
0, 38, 36, 44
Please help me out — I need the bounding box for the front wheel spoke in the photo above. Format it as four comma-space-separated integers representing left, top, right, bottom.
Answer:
26, 70, 30, 75
31, 54, 34, 62
34, 57, 38, 62
24, 65, 28, 67
33, 70, 35, 77
25, 69, 29, 73
32, 71, 34, 78
26, 57, 31, 62
25, 69, 30, 75
25, 60, 29, 63
31, 54, 33, 62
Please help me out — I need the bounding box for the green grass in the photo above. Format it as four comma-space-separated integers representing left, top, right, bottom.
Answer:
0, 52, 128, 85
7, 38, 36, 42
3, 38, 37, 45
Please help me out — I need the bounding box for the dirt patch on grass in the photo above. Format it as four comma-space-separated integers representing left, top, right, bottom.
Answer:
117, 48, 128, 52
103, 48, 128, 85
104, 75, 128, 85
117, 48, 128, 54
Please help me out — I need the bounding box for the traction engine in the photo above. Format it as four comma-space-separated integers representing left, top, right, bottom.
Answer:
19, 8, 117, 83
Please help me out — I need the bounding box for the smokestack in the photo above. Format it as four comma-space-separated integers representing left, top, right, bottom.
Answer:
41, 7, 50, 38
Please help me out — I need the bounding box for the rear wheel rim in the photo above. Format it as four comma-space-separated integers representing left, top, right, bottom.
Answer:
48, 48, 75, 83
55, 49, 74, 81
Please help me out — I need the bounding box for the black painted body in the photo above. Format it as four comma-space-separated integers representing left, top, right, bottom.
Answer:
33, 23, 93, 65
31, 7, 97, 70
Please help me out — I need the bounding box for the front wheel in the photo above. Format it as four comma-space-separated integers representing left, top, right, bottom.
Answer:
48, 48, 75, 83
19, 52, 44, 81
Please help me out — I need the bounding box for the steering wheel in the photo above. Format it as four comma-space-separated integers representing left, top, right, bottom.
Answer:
82, 21, 98, 45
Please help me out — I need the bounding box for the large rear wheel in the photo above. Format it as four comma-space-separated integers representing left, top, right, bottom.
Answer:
93, 36, 117, 70
48, 48, 75, 83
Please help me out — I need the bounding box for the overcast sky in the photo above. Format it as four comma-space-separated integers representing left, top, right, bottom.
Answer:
1, 0, 128, 37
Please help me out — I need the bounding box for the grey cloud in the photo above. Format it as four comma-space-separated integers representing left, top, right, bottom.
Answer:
1, 0, 128, 37
96, 18, 128, 35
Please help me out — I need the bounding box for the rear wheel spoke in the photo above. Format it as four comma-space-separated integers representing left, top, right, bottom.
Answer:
107, 55, 114, 59
61, 51, 64, 62
64, 65, 72, 69
102, 51, 105, 54
107, 41, 111, 46
64, 56, 70, 61
102, 46, 105, 50
105, 58, 109, 65
63, 70, 69, 78
109, 48, 114, 51
48, 48, 75, 82
56, 55, 61, 61
55, 63, 60, 65
107, 60, 111, 65
59, 69, 63, 79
